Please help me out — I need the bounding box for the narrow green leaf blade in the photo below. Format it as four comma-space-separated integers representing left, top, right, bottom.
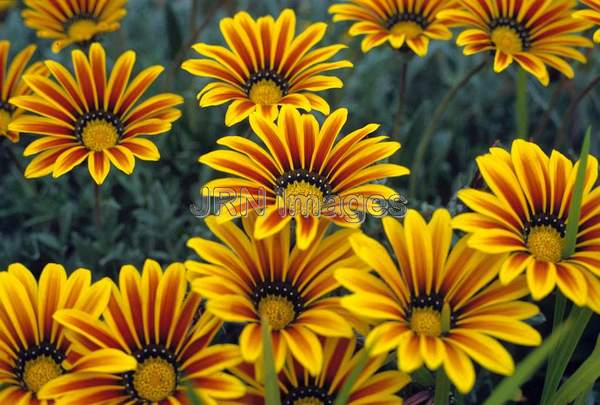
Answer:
562, 127, 591, 258
333, 349, 370, 405
549, 337, 600, 405
484, 321, 572, 405
261, 318, 282, 405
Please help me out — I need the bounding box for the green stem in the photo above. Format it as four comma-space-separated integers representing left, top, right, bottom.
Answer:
552, 292, 567, 330
433, 368, 450, 405
516, 69, 529, 138
261, 318, 282, 405
94, 184, 102, 231
408, 59, 487, 199
333, 349, 370, 405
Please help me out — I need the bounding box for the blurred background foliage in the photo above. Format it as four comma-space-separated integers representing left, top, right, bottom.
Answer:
0, 1, 599, 402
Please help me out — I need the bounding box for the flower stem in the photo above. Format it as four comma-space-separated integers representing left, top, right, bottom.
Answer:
433, 368, 450, 405
94, 184, 102, 231
515, 69, 529, 138
408, 59, 487, 199
333, 349, 370, 405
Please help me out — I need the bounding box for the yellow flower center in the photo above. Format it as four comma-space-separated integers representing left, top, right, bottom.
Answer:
491, 26, 524, 54
295, 398, 324, 405
67, 19, 98, 42
81, 119, 119, 151
23, 355, 63, 393
249, 79, 283, 105
281, 181, 324, 217
133, 357, 177, 402
258, 295, 296, 330
390, 21, 423, 39
410, 307, 442, 337
526, 226, 564, 263
0, 109, 11, 135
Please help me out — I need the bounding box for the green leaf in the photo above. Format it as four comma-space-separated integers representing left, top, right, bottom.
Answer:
333, 349, 370, 405
562, 127, 591, 258
185, 381, 203, 405
261, 318, 281, 405
540, 306, 593, 403
484, 321, 572, 405
433, 368, 451, 405
548, 337, 600, 405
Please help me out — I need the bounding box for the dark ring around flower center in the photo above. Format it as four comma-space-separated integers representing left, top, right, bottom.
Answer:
386, 12, 429, 30
283, 385, 334, 405
406, 293, 458, 328
74, 110, 124, 143
244, 70, 290, 96
0, 100, 16, 114
13, 342, 65, 387
488, 17, 532, 50
251, 280, 304, 315
275, 169, 334, 197
522, 213, 566, 241
122, 344, 180, 400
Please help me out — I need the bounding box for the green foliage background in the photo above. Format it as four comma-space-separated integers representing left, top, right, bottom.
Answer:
0, 1, 599, 402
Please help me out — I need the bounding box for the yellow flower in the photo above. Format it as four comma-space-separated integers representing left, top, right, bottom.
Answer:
186, 214, 365, 376
0, 42, 46, 143
39, 260, 246, 405
0, 263, 112, 402
329, 0, 456, 55
439, 0, 593, 85
337, 209, 542, 394
454, 140, 600, 312
182, 9, 352, 126
9, 43, 183, 185
199, 105, 409, 249
228, 337, 410, 405
22, 0, 127, 53
574, 0, 600, 43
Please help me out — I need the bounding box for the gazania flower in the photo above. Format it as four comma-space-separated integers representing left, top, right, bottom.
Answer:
22, 0, 127, 53
186, 214, 365, 376
454, 140, 600, 311
0, 263, 112, 402
0, 42, 46, 143
182, 9, 352, 126
199, 105, 409, 249
438, 0, 593, 85
229, 337, 410, 405
329, 0, 455, 55
39, 260, 246, 405
337, 209, 542, 394
9, 42, 183, 184
575, 0, 600, 43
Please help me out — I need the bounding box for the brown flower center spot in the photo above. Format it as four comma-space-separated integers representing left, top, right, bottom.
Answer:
527, 225, 564, 263
133, 357, 177, 402
82, 119, 119, 151
410, 307, 442, 337
390, 21, 424, 39
249, 79, 283, 105
259, 295, 296, 330
23, 355, 62, 393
